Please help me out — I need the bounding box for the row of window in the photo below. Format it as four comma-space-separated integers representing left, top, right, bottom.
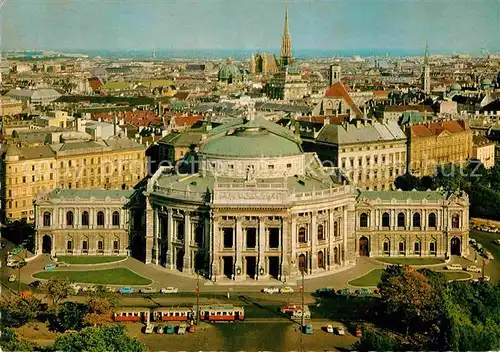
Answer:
43, 211, 121, 227
340, 152, 405, 169
67, 239, 120, 251
359, 212, 460, 229
340, 144, 404, 153
298, 222, 340, 244
381, 241, 437, 254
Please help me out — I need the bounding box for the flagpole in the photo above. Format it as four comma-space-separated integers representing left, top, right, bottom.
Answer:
196, 270, 200, 325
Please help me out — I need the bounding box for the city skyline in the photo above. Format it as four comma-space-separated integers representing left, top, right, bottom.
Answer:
2, 0, 500, 54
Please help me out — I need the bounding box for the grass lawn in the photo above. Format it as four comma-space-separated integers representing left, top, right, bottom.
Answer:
57, 256, 126, 264
349, 269, 471, 287
376, 258, 444, 265
33, 268, 152, 285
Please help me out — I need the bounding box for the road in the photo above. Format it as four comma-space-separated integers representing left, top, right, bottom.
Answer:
469, 229, 500, 282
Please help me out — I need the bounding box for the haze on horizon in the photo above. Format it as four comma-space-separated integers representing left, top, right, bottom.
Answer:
2, 0, 499, 55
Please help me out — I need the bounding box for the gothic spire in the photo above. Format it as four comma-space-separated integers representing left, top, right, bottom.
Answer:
280, 6, 292, 67
424, 40, 429, 66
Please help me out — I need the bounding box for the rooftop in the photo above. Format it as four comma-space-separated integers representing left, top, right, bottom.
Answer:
45, 188, 134, 200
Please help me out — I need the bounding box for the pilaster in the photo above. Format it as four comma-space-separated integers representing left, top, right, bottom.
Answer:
145, 198, 153, 264
280, 217, 289, 281
257, 217, 266, 280
328, 211, 334, 269
183, 211, 192, 273
311, 212, 317, 272
234, 216, 243, 280
166, 208, 174, 269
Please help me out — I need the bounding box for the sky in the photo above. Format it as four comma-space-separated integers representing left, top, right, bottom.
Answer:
1, 0, 500, 54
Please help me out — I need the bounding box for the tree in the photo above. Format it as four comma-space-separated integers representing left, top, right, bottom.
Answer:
352, 329, 400, 352
378, 265, 438, 336
45, 278, 73, 309
0, 327, 35, 352
0, 295, 43, 328
394, 174, 421, 191
83, 297, 115, 327
53, 325, 147, 352
52, 302, 88, 332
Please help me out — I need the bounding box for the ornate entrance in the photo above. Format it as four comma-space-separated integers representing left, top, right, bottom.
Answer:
245, 256, 257, 279
318, 251, 324, 269
268, 256, 279, 279
450, 237, 461, 256
359, 236, 369, 256
298, 254, 306, 273
42, 235, 52, 254
176, 249, 185, 271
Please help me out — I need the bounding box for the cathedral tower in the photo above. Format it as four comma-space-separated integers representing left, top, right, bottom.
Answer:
422, 42, 431, 94
280, 6, 292, 68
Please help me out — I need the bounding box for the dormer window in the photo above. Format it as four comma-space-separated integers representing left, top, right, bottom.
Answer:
268, 165, 274, 170
228, 164, 234, 170
286, 163, 292, 168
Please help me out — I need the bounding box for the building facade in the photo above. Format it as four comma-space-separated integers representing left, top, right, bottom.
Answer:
472, 135, 495, 168
2, 138, 146, 221
34, 189, 132, 256
128, 118, 469, 283
406, 120, 473, 176
355, 190, 469, 258
265, 67, 309, 101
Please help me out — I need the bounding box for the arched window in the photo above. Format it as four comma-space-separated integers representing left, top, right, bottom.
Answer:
412, 213, 421, 228
428, 213, 437, 228
82, 211, 89, 226
97, 211, 105, 226
43, 212, 51, 227
398, 241, 406, 254
414, 241, 421, 254
317, 224, 324, 241
66, 238, 73, 251
298, 227, 307, 243
382, 212, 390, 227
452, 214, 460, 229
383, 241, 390, 254
333, 221, 339, 237
112, 211, 120, 226
66, 211, 74, 227
397, 212, 406, 228
429, 241, 437, 254
359, 213, 369, 228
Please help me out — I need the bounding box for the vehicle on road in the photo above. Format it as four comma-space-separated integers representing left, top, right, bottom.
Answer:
8, 274, 16, 282
445, 264, 463, 270
280, 286, 294, 293
337, 288, 352, 295
325, 325, 334, 333
336, 327, 346, 335
69, 283, 81, 294
177, 324, 187, 335
466, 265, 481, 273
15, 261, 27, 268
494, 239, 500, 245
57, 262, 69, 267
199, 305, 245, 321
480, 276, 491, 282
470, 239, 477, 245
280, 304, 303, 314
82, 285, 97, 293
262, 287, 279, 294
106, 286, 116, 293
304, 324, 313, 334
355, 327, 362, 337
160, 287, 178, 294
113, 308, 150, 322
316, 287, 335, 297
165, 325, 176, 334
187, 325, 196, 333
29, 280, 41, 288
119, 287, 134, 294
140, 287, 157, 294
156, 325, 164, 334
355, 288, 372, 295
44, 264, 56, 271
144, 324, 154, 334
485, 251, 494, 260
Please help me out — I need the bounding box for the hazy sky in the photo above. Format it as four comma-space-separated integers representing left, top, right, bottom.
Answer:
2, 0, 500, 53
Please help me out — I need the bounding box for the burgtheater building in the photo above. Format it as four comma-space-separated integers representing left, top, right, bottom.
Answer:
138, 116, 470, 282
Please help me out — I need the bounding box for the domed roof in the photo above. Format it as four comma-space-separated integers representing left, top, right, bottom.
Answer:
450, 82, 461, 91
200, 121, 302, 158
218, 58, 242, 81
481, 78, 493, 85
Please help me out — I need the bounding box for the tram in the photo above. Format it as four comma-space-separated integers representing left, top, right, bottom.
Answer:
113, 307, 150, 322
152, 307, 194, 322
198, 305, 245, 322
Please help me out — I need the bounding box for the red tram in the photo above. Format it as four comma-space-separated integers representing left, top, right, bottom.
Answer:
198, 305, 245, 322
152, 307, 194, 322
113, 307, 150, 322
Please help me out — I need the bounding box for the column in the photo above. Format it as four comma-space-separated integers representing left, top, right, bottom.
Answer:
203, 217, 211, 271
280, 217, 289, 281
343, 206, 348, 265
154, 208, 159, 265
258, 217, 266, 280
311, 212, 317, 273
183, 211, 192, 273
211, 215, 219, 280
291, 216, 297, 272
235, 216, 243, 280
328, 210, 334, 269
407, 209, 412, 231
145, 199, 154, 264
166, 209, 174, 269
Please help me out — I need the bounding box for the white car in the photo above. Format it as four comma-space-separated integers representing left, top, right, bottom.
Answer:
177, 324, 187, 335
336, 327, 346, 335
445, 264, 463, 270
494, 239, 500, 245
262, 287, 279, 294
466, 265, 481, 273
69, 283, 81, 294
280, 286, 294, 294
160, 287, 178, 294
325, 325, 334, 333
140, 287, 157, 294
8, 274, 16, 282
144, 324, 154, 334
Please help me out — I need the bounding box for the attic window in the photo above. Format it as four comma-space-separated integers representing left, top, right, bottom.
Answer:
268, 165, 274, 170
191, 182, 197, 186
287, 163, 292, 168
228, 164, 234, 170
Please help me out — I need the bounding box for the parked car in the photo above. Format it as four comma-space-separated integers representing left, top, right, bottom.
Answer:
445, 264, 463, 270
303, 324, 313, 334
29, 280, 41, 288
44, 264, 56, 271
140, 287, 157, 294
156, 325, 164, 334
466, 265, 481, 273
165, 325, 176, 334
325, 325, 334, 333
119, 287, 134, 294
355, 327, 362, 337
144, 324, 154, 334
316, 287, 335, 297
69, 283, 81, 294
485, 251, 495, 260
480, 276, 491, 282
106, 286, 116, 293
356, 288, 372, 295
262, 287, 279, 294
469, 239, 477, 245
177, 324, 187, 335
337, 288, 352, 295
280, 286, 294, 294
15, 261, 27, 268
160, 287, 178, 294
8, 274, 16, 282
494, 239, 500, 245
57, 262, 69, 267
187, 325, 196, 333
336, 327, 346, 336
82, 286, 97, 293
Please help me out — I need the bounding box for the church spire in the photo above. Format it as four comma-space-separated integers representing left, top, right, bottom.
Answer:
280, 6, 292, 67
424, 40, 429, 65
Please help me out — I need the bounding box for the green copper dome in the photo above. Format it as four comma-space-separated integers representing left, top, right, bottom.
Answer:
218, 58, 242, 82
450, 82, 461, 91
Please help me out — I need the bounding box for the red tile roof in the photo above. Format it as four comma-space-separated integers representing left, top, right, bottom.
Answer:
88, 77, 103, 92
91, 110, 161, 127
170, 115, 204, 128
410, 120, 469, 137
297, 115, 349, 124
324, 82, 363, 117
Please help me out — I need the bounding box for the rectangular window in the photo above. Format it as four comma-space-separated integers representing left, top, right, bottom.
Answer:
287, 163, 292, 168
82, 240, 88, 251
32, 175, 35, 182
98, 240, 104, 250
268, 165, 274, 170
67, 240, 73, 250
113, 241, 119, 250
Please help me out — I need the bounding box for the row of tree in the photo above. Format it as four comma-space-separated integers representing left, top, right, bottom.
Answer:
395, 160, 500, 220
355, 265, 500, 351
0, 278, 147, 352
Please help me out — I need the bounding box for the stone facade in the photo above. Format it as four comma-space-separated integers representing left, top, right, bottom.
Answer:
34, 189, 132, 257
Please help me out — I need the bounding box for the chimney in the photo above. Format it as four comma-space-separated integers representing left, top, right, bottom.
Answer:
356, 119, 362, 129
